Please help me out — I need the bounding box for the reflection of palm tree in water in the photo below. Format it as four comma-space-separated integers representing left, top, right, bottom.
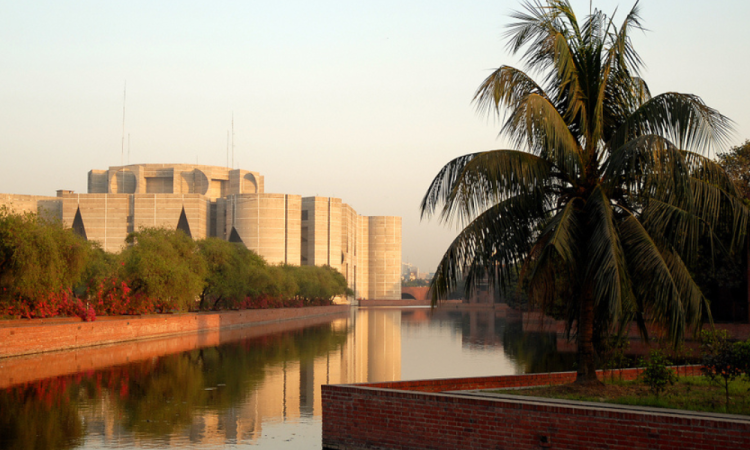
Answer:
502, 320, 576, 374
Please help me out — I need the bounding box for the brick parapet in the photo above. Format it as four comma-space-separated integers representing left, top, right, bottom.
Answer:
0, 305, 349, 358
322, 365, 746, 450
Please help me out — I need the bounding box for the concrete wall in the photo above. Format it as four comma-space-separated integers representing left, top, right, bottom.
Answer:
301, 196, 342, 271
132, 194, 209, 239
367, 216, 402, 300
356, 216, 370, 299
62, 193, 130, 252
91, 164, 264, 200
225, 193, 302, 265
61, 193, 209, 251
0, 194, 62, 221
340, 204, 359, 297
299, 200, 402, 300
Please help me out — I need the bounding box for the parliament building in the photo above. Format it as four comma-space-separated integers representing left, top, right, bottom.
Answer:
1, 163, 402, 300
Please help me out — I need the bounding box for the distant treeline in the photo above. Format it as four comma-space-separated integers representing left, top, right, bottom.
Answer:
0, 207, 352, 320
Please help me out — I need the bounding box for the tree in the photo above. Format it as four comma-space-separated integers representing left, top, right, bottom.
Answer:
122, 227, 206, 312
0, 206, 90, 313
197, 238, 268, 310
288, 265, 350, 304
421, 1, 748, 383
718, 140, 750, 201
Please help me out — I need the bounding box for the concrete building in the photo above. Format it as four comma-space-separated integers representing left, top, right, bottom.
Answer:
0, 163, 401, 300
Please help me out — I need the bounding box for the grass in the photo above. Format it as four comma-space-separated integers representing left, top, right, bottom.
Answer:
489, 376, 750, 415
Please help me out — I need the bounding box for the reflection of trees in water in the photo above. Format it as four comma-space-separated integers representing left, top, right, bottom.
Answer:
501, 320, 576, 374
0, 323, 349, 448
0, 377, 84, 450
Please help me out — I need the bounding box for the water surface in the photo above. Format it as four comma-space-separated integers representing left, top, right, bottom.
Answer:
0, 307, 574, 449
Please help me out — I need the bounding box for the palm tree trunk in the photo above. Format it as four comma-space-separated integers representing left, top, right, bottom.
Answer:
576, 292, 599, 384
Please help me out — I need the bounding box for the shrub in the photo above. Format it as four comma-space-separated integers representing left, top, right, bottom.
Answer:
639, 350, 677, 397
700, 329, 746, 410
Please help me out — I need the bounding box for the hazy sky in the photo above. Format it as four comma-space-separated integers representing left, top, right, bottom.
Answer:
1, 0, 748, 272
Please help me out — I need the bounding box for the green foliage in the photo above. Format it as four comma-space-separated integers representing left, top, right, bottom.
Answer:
639, 350, 677, 397
268, 264, 299, 299
421, 0, 748, 382
74, 244, 119, 298
122, 227, 207, 312
287, 264, 350, 303
600, 334, 631, 379
402, 279, 429, 287
0, 207, 90, 314
736, 340, 750, 377
1, 208, 353, 318
700, 329, 747, 410
198, 238, 267, 309
499, 375, 750, 415
718, 140, 750, 201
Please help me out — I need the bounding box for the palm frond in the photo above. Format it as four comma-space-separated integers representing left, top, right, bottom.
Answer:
610, 92, 734, 154
473, 66, 546, 118
585, 187, 633, 325
420, 150, 553, 226
429, 191, 547, 302
593, 2, 645, 146
503, 93, 583, 177
619, 215, 706, 342
604, 134, 696, 206
542, 197, 581, 264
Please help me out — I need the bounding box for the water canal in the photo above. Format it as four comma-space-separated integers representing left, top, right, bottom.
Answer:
0, 307, 575, 449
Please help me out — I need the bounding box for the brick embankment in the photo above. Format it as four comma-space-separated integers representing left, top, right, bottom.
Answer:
0, 311, 349, 389
522, 312, 750, 340
358, 299, 431, 307
358, 299, 511, 310
0, 305, 349, 358
322, 366, 749, 450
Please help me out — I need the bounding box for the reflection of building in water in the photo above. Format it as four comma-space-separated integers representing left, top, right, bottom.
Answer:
76, 311, 403, 446
193, 310, 400, 445
463, 310, 501, 346
337, 309, 402, 383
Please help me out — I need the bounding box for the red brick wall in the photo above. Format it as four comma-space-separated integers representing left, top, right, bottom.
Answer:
401, 287, 430, 301
322, 367, 749, 450
0, 311, 349, 389
358, 299, 431, 307
522, 312, 750, 340
0, 305, 349, 358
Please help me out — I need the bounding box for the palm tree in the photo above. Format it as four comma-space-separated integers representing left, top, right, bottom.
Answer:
421, 0, 748, 383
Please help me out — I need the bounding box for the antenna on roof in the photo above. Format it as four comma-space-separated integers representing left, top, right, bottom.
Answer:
226, 130, 229, 169
120, 81, 127, 192
231, 112, 235, 169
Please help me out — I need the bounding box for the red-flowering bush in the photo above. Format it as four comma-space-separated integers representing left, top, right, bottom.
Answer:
0, 288, 96, 321
88, 276, 165, 316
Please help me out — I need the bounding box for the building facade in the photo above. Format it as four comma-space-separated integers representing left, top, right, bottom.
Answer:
1, 163, 401, 300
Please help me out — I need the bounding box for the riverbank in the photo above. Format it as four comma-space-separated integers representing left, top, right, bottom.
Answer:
0, 305, 349, 358
0, 309, 350, 389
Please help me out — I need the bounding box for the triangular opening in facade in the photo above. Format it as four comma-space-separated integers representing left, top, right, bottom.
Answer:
176, 207, 192, 238
228, 226, 244, 244
72, 206, 87, 240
